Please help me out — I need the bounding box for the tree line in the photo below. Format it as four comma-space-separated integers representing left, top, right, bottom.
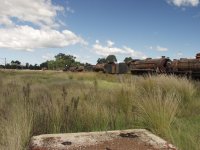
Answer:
1, 53, 133, 70
97, 55, 133, 64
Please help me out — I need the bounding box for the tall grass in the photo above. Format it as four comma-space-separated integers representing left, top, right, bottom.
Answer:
132, 75, 200, 150
0, 71, 199, 149
136, 87, 180, 136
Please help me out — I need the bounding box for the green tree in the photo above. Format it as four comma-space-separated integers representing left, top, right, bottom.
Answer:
11, 60, 21, 69
40, 61, 48, 69
97, 58, 106, 64
106, 55, 117, 63
47, 60, 56, 70
124, 57, 133, 63
11, 60, 21, 65
54, 53, 76, 69
33, 64, 40, 70
25, 63, 29, 69
40, 53, 84, 70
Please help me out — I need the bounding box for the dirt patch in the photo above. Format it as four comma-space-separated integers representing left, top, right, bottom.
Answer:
30, 129, 177, 150
69, 136, 158, 150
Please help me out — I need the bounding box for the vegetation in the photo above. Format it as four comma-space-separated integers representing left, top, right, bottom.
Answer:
3, 53, 120, 71
97, 58, 106, 64
0, 70, 199, 150
106, 55, 117, 63
4, 53, 87, 70
124, 57, 133, 63
97, 55, 118, 64
5, 60, 41, 70
47, 53, 83, 70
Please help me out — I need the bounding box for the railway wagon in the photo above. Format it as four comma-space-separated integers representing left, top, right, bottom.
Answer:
63, 66, 84, 72
170, 53, 200, 77
130, 56, 171, 74
104, 62, 128, 74
93, 63, 105, 72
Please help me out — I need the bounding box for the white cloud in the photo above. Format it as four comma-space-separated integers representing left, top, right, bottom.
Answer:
0, 25, 87, 51
156, 45, 168, 51
123, 46, 147, 59
167, 0, 199, 7
107, 40, 115, 47
42, 53, 55, 61
73, 54, 92, 63
0, 0, 63, 28
93, 41, 146, 59
95, 40, 100, 44
0, 0, 88, 51
148, 45, 168, 52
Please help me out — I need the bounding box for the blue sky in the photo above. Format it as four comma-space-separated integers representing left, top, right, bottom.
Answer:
0, 0, 200, 65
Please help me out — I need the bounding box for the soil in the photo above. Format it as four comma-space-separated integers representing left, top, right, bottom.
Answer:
69, 137, 158, 150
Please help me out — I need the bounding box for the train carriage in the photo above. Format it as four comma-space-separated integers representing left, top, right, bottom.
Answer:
130, 56, 171, 75
170, 53, 200, 77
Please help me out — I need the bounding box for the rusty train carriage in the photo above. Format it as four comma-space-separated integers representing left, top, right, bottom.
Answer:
103, 62, 128, 74
130, 57, 171, 74
104, 62, 116, 74
170, 53, 200, 77
93, 63, 106, 72
129, 53, 200, 78
63, 53, 200, 78
92, 53, 200, 78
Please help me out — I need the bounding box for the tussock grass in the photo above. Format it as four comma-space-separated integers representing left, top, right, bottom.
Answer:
0, 71, 199, 150
136, 87, 180, 136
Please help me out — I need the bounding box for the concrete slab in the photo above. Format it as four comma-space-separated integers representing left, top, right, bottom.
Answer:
29, 129, 177, 150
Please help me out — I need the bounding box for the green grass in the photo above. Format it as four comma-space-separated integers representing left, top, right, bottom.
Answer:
0, 70, 200, 149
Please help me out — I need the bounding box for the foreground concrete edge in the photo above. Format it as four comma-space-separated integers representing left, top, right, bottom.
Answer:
29, 129, 177, 150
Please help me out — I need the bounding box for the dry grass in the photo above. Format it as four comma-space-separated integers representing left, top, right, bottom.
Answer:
0, 71, 199, 150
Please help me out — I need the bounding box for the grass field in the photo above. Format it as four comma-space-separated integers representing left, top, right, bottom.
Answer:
0, 70, 200, 150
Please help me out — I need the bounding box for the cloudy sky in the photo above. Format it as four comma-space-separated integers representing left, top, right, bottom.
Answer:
0, 0, 200, 65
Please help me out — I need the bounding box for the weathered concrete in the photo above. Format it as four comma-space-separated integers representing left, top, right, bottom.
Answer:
29, 129, 177, 150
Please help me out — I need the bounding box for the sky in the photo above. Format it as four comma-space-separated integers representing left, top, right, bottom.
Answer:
0, 0, 200, 65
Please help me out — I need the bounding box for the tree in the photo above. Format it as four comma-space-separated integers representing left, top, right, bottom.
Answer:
33, 64, 40, 70
11, 60, 21, 65
5, 64, 11, 69
47, 60, 56, 70
29, 64, 33, 70
124, 57, 133, 63
11, 60, 21, 69
106, 55, 117, 63
40, 53, 86, 70
54, 53, 76, 69
40, 61, 48, 69
25, 63, 29, 69
97, 58, 106, 64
